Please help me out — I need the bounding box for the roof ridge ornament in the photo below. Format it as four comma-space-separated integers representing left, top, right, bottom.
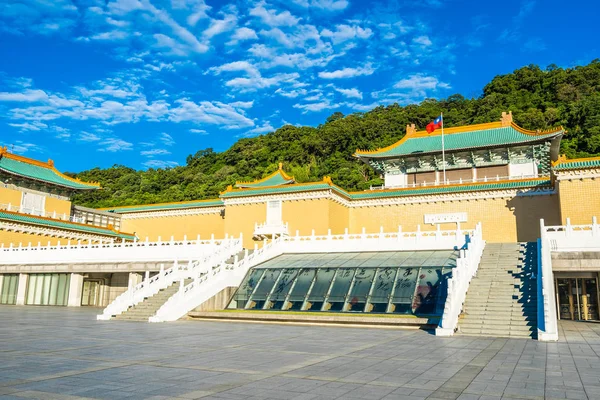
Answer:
501, 111, 513, 127
406, 124, 416, 135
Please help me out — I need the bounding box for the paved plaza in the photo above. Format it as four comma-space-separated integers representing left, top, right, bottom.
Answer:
1, 307, 600, 400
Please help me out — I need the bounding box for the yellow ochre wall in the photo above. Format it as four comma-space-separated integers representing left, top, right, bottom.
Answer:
284, 198, 331, 237
44, 197, 72, 217
224, 202, 266, 248
0, 231, 62, 247
328, 199, 350, 235
557, 178, 600, 224
0, 186, 23, 208
0, 187, 72, 217
348, 194, 561, 243
120, 210, 225, 242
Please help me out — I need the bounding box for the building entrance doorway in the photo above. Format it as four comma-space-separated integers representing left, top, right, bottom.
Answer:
556, 278, 599, 321
81, 280, 102, 306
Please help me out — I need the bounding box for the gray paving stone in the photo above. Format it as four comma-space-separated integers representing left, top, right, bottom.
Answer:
1, 307, 600, 400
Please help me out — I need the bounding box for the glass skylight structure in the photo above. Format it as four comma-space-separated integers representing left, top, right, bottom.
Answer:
228, 251, 457, 316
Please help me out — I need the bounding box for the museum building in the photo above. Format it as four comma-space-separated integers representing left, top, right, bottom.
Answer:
0, 112, 599, 338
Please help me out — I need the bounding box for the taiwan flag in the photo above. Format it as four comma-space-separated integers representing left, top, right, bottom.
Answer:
426, 115, 443, 133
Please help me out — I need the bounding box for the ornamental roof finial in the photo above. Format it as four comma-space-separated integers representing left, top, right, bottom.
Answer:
406, 124, 416, 135
48, 159, 54, 167
278, 162, 283, 170
501, 111, 513, 127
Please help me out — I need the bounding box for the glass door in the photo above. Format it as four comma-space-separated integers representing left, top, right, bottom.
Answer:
556, 278, 599, 321
81, 280, 101, 306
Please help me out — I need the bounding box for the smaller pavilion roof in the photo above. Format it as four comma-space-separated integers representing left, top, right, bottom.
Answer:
235, 163, 295, 188
355, 114, 564, 160
0, 147, 100, 190
552, 155, 600, 171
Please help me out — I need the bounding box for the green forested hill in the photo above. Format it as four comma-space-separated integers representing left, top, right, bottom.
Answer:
72, 60, 600, 208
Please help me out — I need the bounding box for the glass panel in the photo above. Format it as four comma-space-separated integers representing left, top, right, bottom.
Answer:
266, 269, 299, 310
583, 278, 598, 320
48, 274, 59, 306
368, 267, 397, 313
1, 275, 19, 305
61, 274, 71, 306
41, 274, 52, 305
247, 269, 282, 310
305, 268, 336, 311
230, 269, 265, 308
347, 268, 376, 312
326, 268, 355, 311
391, 267, 418, 314
286, 268, 316, 310
81, 281, 91, 306
413, 267, 447, 316
557, 279, 573, 320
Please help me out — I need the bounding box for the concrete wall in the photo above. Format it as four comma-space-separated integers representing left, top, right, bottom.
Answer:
192, 286, 236, 312
552, 252, 600, 272
225, 202, 266, 248
329, 199, 350, 234
0, 232, 62, 247
45, 197, 72, 217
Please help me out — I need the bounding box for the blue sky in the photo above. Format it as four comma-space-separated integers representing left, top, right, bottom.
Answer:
0, 0, 597, 172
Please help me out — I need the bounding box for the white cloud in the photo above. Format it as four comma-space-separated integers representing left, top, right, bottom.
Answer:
321, 24, 372, 44
291, 0, 349, 11
169, 99, 255, 128
140, 148, 171, 156
244, 121, 275, 136
189, 128, 207, 134
334, 87, 362, 99
229, 100, 254, 109
78, 132, 101, 142
8, 121, 48, 131
275, 88, 307, 98
413, 35, 432, 47
293, 100, 339, 113
143, 159, 178, 168
0, 140, 42, 154
393, 74, 450, 91
203, 13, 237, 38
250, 2, 300, 27
318, 63, 375, 79
226, 27, 258, 46
98, 137, 133, 152
159, 132, 175, 146
0, 89, 48, 102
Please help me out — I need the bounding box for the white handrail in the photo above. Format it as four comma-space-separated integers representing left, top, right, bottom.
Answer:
537, 219, 559, 341
150, 226, 477, 323
543, 217, 599, 251
436, 222, 485, 336
0, 235, 229, 265
150, 236, 286, 322
96, 236, 243, 320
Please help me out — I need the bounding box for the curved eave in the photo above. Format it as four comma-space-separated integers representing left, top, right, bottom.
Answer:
552, 156, 600, 171
0, 168, 99, 190
235, 169, 296, 188
348, 178, 552, 200
102, 199, 224, 214
355, 122, 564, 160
0, 210, 136, 240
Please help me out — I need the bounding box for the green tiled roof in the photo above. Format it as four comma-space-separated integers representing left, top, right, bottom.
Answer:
221, 183, 332, 198
349, 179, 552, 199
105, 200, 224, 214
553, 158, 600, 171
221, 178, 552, 200
0, 156, 99, 190
235, 170, 295, 188
0, 211, 136, 240
356, 125, 563, 159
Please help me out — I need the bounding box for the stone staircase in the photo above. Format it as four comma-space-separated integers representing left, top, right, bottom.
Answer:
114, 279, 192, 322
458, 242, 538, 339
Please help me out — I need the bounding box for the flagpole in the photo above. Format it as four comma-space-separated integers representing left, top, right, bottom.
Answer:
441, 113, 446, 184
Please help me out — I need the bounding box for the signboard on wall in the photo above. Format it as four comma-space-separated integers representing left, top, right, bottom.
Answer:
424, 212, 467, 225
